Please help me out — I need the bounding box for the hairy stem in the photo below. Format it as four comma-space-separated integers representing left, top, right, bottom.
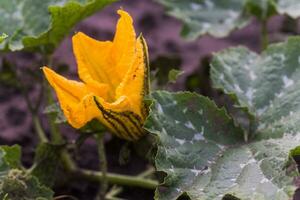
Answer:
95, 134, 108, 200
105, 167, 156, 199
70, 168, 158, 190
32, 115, 48, 143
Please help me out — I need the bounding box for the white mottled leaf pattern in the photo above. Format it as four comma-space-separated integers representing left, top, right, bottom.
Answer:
156, 0, 250, 39
145, 91, 299, 200
211, 37, 300, 137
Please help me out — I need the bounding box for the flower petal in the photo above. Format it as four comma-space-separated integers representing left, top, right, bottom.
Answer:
111, 9, 137, 80
43, 67, 108, 128
43, 67, 144, 140
115, 36, 149, 120
72, 32, 119, 101
94, 96, 144, 140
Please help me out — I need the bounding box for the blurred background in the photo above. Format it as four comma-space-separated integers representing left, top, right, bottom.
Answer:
1, 0, 300, 199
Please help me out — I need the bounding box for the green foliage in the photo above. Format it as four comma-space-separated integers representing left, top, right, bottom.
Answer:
276, 0, 300, 18
31, 143, 64, 187
0, 145, 21, 173
0, 33, 8, 43
0, 169, 54, 200
145, 91, 299, 200
245, 0, 277, 20
157, 0, 300, 39
44, 103, 67, 124
151, 55, 182, 87
168, 69, 184, 84
0, 145, 54, 200
156, 0, 249, 39
0, 0, 115, 52
211, 37, 300, 139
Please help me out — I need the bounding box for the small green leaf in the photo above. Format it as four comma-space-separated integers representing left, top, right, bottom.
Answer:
31, 143, 64, 187
156, 0, 250, 39
151, 55, 182, 87
0, 0, 116, 52
0, 33, 7, 43
168, 69, 184, 84
43, 103, 66, 124
145, 91, 299, 200
0, 145, 21, 171
245, 0, 277, 20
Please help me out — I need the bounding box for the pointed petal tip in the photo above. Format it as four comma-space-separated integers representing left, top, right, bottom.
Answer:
117, 9, 133, 23
42, 66, 53, 78
72, 31, 86, 42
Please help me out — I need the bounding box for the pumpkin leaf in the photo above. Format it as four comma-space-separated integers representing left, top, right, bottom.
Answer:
145, 91, 299, 200
0, 145, 54, 200
156, 0, 250, 40
0, 0, 116, 52
276, 0, 300, 18
210, 37, 300, 137
0, 169, 54, 200
156, 0, 300, 40
0, 145, 21, 174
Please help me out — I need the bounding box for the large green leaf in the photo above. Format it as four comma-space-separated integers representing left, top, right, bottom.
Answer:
156, 0, 250, 39
276, 0, 300, 18
0, 0, 115, 52
156, 0, 300, 40
145, 91, 299, 200
211, 37, 300, 137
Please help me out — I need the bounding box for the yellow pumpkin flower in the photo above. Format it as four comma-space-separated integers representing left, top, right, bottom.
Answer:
42, 10, 149, 141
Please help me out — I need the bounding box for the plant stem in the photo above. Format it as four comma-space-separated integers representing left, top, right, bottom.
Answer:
95, 134, 108, 200
46, 84, 63, 143
105, 167, 156, 199
105, 185, 123, 200
70, 168, 158, 190
32, 115, 48, 143
261, 20, 269, 50
60, 150, 77, 171
41, 53, 77, 172
17, 72, 48, 143
137, 167, 155, 178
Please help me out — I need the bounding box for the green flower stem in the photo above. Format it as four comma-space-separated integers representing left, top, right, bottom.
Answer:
41, 53, 77, 171
70, 168, 158, 190
46, 84, 63, 143
95, 134, 108, 200
105, 185, 123, 200
17, 70, 48, 143
137, 167, 155, 178
105, 167, 156, 199
60, 150, 77, 171
32, 115, 48, 143
261, 20, 269, 50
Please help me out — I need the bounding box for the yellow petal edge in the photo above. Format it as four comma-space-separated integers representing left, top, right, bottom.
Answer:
43, 9, 149, 141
